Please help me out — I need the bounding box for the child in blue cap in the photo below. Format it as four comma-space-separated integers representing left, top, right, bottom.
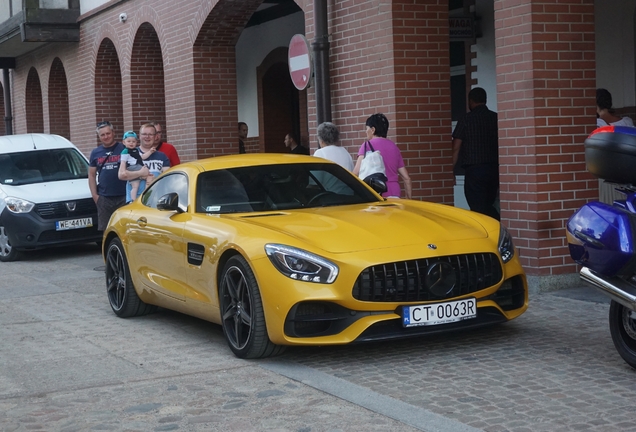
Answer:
120, 130, 155, 202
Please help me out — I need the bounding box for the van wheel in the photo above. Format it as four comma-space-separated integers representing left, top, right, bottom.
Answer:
0, 225, 21, 262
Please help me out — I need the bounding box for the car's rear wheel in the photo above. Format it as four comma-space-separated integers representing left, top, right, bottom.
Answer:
105, 238, 156, 317
0, 225, 21, 262
219, 255, 285, 359
609, 300, 636, 369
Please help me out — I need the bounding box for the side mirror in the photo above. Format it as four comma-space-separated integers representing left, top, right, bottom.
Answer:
364, 173, 388, 195
157, 192, 183, 213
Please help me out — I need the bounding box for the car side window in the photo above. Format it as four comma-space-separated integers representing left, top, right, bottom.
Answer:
141, 172, 188, 210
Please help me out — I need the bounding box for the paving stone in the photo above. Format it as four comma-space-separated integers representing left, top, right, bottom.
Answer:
2, 246, 636, 431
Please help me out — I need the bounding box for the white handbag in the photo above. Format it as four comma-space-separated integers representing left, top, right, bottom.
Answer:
358, 141, 387, 182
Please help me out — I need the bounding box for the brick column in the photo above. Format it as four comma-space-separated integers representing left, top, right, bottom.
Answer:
391, 0, 454, 203
328, 0, 453, 202
494, 0, 596, 288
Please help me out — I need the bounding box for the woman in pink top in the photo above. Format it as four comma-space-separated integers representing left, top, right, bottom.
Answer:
353, 113, 412, 198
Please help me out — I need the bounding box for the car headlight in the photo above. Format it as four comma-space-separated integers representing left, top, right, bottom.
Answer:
5, 197, 35, 214
265, 244, 339, 284
498, 225, 515, 263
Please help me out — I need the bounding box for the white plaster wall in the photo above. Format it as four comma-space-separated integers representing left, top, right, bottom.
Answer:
11, 0, 20, 15
235, 12, 304, 137
0, 2, 9, 21
79, 0, 109, 15
595, 0, 636, 108
472, 0, 497, 112
40, 0, 68, 8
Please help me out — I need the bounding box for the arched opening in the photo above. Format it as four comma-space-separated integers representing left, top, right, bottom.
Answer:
257, 46, 305, 153
25, 68, 44, 133
193, 1, 262, 158
131, 23, 165, 132
193, 0, 305, 158
48, 58, 70, 139
94, 38, 124, 145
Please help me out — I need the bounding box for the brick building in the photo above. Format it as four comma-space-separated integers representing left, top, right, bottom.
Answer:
0, 0, 632, 291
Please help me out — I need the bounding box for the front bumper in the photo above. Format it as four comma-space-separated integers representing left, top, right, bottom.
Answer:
282, 274, 527, 342
0, 202, 100, 250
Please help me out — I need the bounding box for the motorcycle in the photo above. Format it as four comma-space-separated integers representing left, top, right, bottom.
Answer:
567, 125, 636, 368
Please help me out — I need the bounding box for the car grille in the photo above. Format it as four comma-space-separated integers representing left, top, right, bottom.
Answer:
35, 198, 96, 219
352, 253, 503, 302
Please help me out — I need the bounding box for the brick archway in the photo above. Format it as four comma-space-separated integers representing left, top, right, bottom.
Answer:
131, 23, 165, 133
95, 38, 124, 145
193, 0, 265, 159
25, 68, 44, 133
49, 58, 70, 139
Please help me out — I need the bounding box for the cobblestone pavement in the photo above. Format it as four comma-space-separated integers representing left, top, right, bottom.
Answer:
1, 245, 635, 432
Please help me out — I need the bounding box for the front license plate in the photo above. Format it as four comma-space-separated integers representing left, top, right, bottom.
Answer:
402, 298, 477, 327
55, 217, 93, 231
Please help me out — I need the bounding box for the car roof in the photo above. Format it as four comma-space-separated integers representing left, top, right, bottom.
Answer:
182, 153, 332, 172
0, 134, 79, 153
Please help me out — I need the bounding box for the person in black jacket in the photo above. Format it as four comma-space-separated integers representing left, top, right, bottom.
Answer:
238, 122, 248, 154
284, 132, 309, 155
452, 87, 500, 221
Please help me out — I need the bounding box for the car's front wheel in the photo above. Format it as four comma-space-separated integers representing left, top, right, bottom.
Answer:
609, 300, 636, 369
0, 225, 21, 262
105, 238, 156, 317
219, 255, 285, 359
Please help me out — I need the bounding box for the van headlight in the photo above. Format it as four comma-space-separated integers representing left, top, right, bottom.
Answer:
498, 226, 515, 263
5, 197, 35, 213
265, 244, 339, 284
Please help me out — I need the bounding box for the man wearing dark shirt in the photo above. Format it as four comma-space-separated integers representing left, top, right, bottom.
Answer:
88, 121, 129, 232
452, 87, 500, 221
238, 122, 248, 154
151, 121, 181, 166
284, 133, 309, 155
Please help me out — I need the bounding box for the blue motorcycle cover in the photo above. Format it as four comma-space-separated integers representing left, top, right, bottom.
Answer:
567, 201, 636, 276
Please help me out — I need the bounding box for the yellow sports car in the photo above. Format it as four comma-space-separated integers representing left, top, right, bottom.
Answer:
103, 154, 527, 358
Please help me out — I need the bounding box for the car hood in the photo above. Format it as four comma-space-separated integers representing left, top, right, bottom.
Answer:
237, 201, 491, 254
0, 179, 91, 203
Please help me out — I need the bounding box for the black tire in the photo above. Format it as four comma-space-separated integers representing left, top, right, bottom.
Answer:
0, 225, 21, 262
219, 255, 285, 359
105, 238, 157, 317
609, 300, 636, 369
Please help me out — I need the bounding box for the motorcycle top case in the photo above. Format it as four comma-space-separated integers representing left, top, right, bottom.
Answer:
585, 125, 636, 184
567, 201, 636, 276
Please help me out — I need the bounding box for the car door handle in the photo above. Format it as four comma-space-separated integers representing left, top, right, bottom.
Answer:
136, 217, 147, 227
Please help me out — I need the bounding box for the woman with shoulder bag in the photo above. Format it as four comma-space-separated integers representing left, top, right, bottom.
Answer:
353, 113, 412, 199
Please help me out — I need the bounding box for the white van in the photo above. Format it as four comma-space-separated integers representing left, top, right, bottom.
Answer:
0, 134, 100, 261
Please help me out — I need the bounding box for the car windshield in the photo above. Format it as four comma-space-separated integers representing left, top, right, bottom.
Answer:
196, 162, 380, 214
0, 149, 89, 186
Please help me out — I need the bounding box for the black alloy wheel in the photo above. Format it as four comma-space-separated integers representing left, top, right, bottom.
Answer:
105, 238, 156, 317
219, 255, 285, 359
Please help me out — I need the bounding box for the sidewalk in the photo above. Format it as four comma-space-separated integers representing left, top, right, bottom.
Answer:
1, 244, 635, 432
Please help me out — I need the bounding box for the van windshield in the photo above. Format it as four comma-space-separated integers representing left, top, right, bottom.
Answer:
0, 149, 89, 186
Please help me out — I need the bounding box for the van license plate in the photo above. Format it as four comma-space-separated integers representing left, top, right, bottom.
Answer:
56, 218, 93, 231
402, 298, 477, 327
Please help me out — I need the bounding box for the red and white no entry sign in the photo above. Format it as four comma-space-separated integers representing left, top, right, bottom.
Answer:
288, 34, 312, 91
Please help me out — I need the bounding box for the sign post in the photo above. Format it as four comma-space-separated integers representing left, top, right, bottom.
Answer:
288, 34, 312, 91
